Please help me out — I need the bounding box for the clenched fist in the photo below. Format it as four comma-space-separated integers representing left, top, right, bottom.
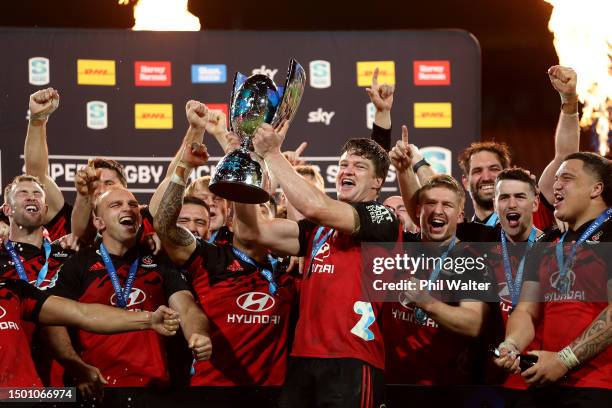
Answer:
185, 100, 209, 130
189, 333, 213, 361
29, 87, 60, 122
547, 66, 577, 97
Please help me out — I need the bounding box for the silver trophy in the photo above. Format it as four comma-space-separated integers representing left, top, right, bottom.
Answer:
209, 59, 306, 204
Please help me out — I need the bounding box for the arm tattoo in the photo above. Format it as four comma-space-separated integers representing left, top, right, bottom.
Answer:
569, 305, 612, 364
154, 181, 194, 247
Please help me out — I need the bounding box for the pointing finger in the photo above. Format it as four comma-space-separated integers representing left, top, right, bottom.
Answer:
295, 142, 308, 157
401, 125, 409, 145
371, 67, 379, 87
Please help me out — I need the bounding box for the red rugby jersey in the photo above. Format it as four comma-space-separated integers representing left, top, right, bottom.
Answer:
0, 279, 49, 387
0, 240, 73, 386
184, 240, 296, 386
48, 243, 190, 387
44, 202, 73, 242
524, 216, 611, 389
295, 201, 400, 370
485, 237, 542, 389
383, 242, 493, 384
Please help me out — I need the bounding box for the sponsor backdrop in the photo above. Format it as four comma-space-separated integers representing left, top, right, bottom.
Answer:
0, 29, 480, 202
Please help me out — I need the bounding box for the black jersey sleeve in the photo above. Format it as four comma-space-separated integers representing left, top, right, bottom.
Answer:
371, 123, 392, 152
3, 279, 51, 322
353, 201, 400, 242
297, 219, 318, 258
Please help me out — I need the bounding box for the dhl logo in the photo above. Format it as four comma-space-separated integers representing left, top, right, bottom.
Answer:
413, 103, 452, 128
356, 61, 395, 86
135, 104, 173, 129
77, 59, 116, 86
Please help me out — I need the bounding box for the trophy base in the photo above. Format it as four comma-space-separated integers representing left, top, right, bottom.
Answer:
209, 147, 271, 204
209, 181, 270, 204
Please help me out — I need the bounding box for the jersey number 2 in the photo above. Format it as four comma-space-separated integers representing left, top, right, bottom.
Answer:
351, 301, 375, 341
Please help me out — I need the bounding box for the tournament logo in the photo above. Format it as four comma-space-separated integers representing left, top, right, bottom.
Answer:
134, 103, 173, 129
413, 103, 452, 128
191, 64, 227, 84
366, 102, 376, 129
236, 292, 275, 312
206, 103, 229, 122
77, 59, 116, 86
110, 287, 147, 308
309, 60, 331, 89
28, 57, 50, 85
252, 65, 278, 81
356, 61, 395, 87
0, 305, 6, 320
134, 61, 172, 86
307, 108, 335, 125
497, 282, 511, 303
421, 146, 452, 175
413, 60, 451, 85
86, 101, 108, 130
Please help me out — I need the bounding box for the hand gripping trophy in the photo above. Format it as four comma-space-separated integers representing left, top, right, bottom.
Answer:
209, 59, 306, 204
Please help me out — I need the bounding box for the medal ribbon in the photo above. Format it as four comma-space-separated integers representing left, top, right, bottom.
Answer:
485, 213, 499, 227
99, 244, 139, 308
231, 246, 278, 295
500, 227, 537, 307
555, 208, 611, 293
5, 239, 52, 287
207, 229, 219, 244
307, 226, 334, 276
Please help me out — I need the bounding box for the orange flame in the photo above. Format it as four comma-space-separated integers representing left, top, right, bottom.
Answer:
119, 0, 201, 31
544, 0, 612, 155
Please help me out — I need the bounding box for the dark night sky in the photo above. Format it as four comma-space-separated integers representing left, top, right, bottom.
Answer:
1, 0, 576, 174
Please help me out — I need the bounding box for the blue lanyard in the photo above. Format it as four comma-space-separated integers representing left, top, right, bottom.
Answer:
99, 244, 139, 308
5, 239, 52, 287
425, 237, 456, 288
500, 227, 537, 307
231, 246, 278, 295
207, 230, 219, 244
485, 213, 499, 227
555, 208, 612, 292
308, 226, 334, 276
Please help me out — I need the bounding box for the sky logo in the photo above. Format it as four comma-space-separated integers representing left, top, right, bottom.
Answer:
192, 64, 227, 83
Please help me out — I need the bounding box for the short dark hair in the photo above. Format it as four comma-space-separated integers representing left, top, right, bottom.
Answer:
182, 195, 210, 214
458, 142, 511, 176
340, 138, 390, 184
417, 174, 466, 207
564, 152, 612, 206
4, 175, 45, 205
90, 157, 127, 187
496, 167, 537, 195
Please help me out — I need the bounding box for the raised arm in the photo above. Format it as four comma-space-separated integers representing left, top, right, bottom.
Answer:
149, 101, 208, 217
252, 123, 360, 235
539, 66, 580, 204
153, 141, 209, 265
39, 296, 180, 336
24, 88, 64, 222
389, 126, 434, 223
366, 67, 394, 150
